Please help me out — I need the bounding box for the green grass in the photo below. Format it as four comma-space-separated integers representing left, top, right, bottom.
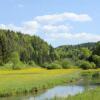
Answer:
0, 68, 80, 97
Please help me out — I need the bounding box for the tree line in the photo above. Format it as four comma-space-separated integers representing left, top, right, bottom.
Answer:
0, 29, 100, 69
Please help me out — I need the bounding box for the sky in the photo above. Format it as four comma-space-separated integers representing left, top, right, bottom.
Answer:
0, 0, 100, 47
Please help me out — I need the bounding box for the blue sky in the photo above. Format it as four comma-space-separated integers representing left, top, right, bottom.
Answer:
0, 0, 100, 47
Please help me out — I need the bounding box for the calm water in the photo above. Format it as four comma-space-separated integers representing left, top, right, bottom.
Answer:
0, 75, 99, 100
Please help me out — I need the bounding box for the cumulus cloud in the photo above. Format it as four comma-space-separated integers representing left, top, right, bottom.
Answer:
0, 12, 99, 46
0, 12, 91, 34
0, 21, 39, 34
47, 32, 100, 42
42, 24, 72, 33
22, 21, 39, 34
0, 24, 21, 32
35, 12, 92, 24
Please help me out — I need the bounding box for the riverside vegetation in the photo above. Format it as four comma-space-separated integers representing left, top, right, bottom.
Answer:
52, 87, 100, 100
52, 69, 100, 100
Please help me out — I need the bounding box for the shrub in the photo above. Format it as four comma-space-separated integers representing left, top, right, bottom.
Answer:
48, 63, 62, 69
0, 62, 13, 69
41, 62, 49, 68
77, 60, 96, 69
92, 55, 100, 68
13, 61, 25, 70
61, 60, 72, 69
42, 62, 62, 69
91, 62, 96, 69
28, 61, 38, 67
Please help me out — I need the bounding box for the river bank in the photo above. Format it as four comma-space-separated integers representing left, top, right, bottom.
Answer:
52, 69, 100, 100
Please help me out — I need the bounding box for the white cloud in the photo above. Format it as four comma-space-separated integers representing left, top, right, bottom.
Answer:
0, 24, 21, 32
0, 12, 99, 46
22, 21, 39, 34
47, 32, 100, 42
0, 12, 92, 35
35, 12, 92, 24
0, 21, 39, 34
42, 25, 72, 33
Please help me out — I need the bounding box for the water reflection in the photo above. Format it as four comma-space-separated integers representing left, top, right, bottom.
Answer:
30, 85, 84, 100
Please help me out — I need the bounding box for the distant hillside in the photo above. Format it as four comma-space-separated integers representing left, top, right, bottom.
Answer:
56, 42, 96, 50
55, 42, 98, 61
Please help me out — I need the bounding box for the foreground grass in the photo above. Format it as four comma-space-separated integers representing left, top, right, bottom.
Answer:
0, 68, 80, 97
67, 88, 100, 100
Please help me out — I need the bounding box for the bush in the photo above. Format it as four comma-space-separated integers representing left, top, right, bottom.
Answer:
61, 60, 72, 69
48, 63, 62, 69
42, 62, 62, 69
42, 62, 49, 68
91, 62, 96, 69
92, 55, 100, 68
28, 61, 38, 67
77, 60, 96, 69
0, 62, 13, 69
13, 61, 25, 70
42, 59, 74, 69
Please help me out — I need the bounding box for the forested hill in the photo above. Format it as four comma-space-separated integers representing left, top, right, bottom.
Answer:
0, 29, 58, 67
56, 42, 96, 50
55, 42, 97, 60
0, 29, 100, 69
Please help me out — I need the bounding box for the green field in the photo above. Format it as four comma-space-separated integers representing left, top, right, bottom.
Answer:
0, 68, 80, 97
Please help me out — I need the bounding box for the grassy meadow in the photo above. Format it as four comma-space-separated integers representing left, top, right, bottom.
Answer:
0, 68, 80, 97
